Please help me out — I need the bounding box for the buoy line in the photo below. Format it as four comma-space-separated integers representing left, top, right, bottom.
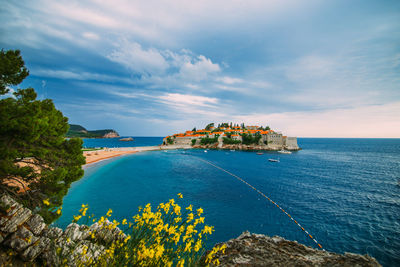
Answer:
182, 152, 323, 249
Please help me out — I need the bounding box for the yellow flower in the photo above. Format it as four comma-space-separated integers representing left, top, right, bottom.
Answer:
122, 219, 127, 225
56, 207, 62, 215
186, 204, 193, 211
202, 225, 214, 235
177, 258, 185, 267
174, 217, 182, 224
177, 193, 183, 199
73, 215, 82, 222
106, 209, 112, 217
173, 205, 181, 215
194, 239, 202, 252
186, 213, 194, 223
124, 235, 131, 243
43, 199, 50, 206
184, 240, 192, 252
172, 233, 180, 244
155, 244, 165, 258
81, 208, 87, 216
197, 207, 203, 216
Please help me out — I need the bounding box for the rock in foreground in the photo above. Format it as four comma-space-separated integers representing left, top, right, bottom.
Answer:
209, 231, 381, 267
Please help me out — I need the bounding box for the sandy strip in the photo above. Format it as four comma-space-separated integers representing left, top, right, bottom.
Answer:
84, 150, 138, 165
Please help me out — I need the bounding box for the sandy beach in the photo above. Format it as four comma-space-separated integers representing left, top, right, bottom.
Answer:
84, 150, 138, 165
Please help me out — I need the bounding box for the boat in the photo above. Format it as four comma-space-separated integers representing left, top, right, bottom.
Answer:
230, 149, 235, 152
256, 152, 264, 155
268, 158, 280, 162
204, 150, 208, 153
277, 149, 292, 154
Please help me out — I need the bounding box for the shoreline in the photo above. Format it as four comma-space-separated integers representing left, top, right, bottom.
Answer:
83, 150, 138, 166
83, 145, 183, 166
82, 143, 296, 167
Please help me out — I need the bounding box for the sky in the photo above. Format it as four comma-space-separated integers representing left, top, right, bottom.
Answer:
1, 0, 399, 137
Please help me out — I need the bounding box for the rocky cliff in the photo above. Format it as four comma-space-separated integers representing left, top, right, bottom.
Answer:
0, 194, 124, 265
207, 231, 381, 266
193, 143, 301, 151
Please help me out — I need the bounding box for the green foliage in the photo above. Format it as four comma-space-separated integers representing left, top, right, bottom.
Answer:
0, 49, 29, 95
225, 132, 232, 138
222, 137, 241, 145
60, 196, 225, 266
264, 140, 269, 145
241, 132, 261, 145
191, 139, 196, 146
200, 136, 218, 145
192, 127, 196, 132
167, 137, 174, 145
265, 126, 270, 130
205, 123, 214, 130
0, 49, 85, 223
66, 124, 117, 138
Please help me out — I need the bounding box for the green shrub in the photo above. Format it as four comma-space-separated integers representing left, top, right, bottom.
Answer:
222, 137, 241, 145
59, 194, 226, 266
200, 136, 218, 145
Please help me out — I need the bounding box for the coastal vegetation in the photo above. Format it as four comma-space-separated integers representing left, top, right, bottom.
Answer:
199, 136, 219, 145
222, 137, 241, 145
0, 49, 85, 223
59, 194, 225, 266
241, 132, 262, 145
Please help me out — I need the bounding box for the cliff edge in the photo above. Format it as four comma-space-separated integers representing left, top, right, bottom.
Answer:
208, 231, 381, 267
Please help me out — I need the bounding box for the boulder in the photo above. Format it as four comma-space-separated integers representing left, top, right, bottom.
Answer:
3, 226, 38, 252
0, 207, 32, 233
42, 227, 63, 240
21, 236, 50, 261
207, 231, 381, 267
25, 214, 46, 235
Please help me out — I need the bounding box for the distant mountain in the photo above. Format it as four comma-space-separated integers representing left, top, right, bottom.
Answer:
66, 124, 120, 138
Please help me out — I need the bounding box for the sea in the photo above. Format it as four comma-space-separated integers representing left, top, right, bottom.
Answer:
56, 138, 400, 266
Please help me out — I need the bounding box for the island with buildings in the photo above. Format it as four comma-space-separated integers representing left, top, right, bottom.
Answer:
162, 123, 300, 151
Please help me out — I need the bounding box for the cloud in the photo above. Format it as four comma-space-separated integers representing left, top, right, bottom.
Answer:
216, 76, 243, 85
233, 102, 400, 138
178, 55, 220, 81
107, 40, 221, 85
82, 32, 100, 40
157, 93, 218, 108
107, 41, 169, 75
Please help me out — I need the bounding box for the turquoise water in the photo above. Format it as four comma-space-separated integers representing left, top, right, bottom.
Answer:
82, 137, 163, 148
57, 138, 400, 266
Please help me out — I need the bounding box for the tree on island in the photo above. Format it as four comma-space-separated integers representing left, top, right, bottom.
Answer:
0, 49, 85, 223
205, 123, 214, 130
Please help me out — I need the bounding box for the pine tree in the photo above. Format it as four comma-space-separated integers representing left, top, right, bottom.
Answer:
0, 49, 85, 223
